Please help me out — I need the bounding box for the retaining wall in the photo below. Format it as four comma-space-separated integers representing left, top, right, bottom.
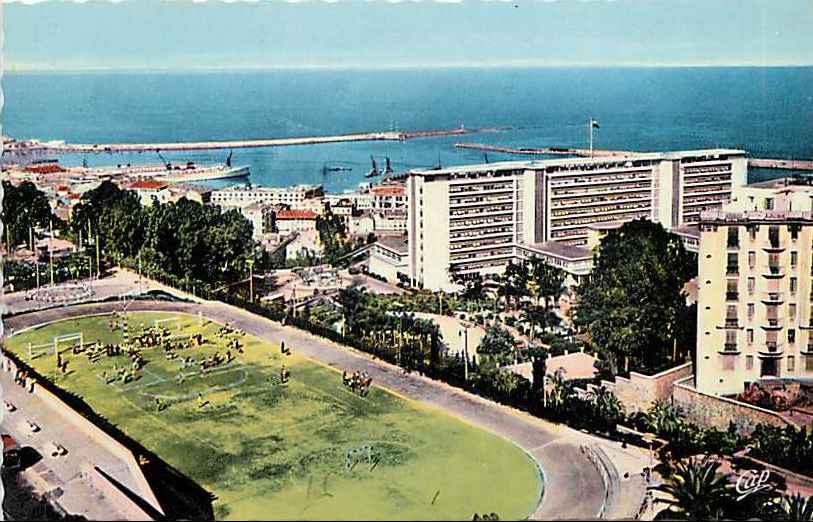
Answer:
672, 376, 790, 435
601, 362, 693, 413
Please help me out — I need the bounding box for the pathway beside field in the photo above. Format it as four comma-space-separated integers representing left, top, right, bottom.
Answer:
3, 277, 650, 520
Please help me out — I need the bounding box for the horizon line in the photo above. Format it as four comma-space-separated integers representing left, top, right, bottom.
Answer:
6, 62, 813, 73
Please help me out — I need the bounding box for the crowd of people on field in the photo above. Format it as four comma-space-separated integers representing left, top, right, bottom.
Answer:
342, 370, 372, 397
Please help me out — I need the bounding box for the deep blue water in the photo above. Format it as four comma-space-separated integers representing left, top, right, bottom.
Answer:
3, 67, 812, 191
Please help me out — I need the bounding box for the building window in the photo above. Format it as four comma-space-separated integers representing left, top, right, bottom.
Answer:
791, 251, 798, 268
788, 356, 795, 372
727, 253, 739, 275
748, 251, 756, 269
761, 358, 778, 377
766, 198, 775, 210
747, 277, 756, 294
747, 303, 755, 321
747, 329, 754, 344
746, 355, 754, 370
789, 303, 797, 320
791, 277, 798, 294
725, 330, 737, 351
807, 356, 813, 372
788, 329, 796, 344
727, 227, 739, 248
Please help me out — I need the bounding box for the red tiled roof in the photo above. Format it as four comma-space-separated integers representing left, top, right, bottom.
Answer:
128, 180, 168, 190
24, 164, 64, 174
371, 185, 405, 196
276, 209, 318, 220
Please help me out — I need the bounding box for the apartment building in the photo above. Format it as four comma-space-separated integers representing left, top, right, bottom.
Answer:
695, 179, 813, 396
210, 184, 324, 209
407, 149, 746, 291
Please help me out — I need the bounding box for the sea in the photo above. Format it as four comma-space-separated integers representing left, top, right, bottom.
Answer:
3, 67, 812, 193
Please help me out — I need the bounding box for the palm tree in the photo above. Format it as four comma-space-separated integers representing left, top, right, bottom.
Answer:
588, 385, 625, 433
643, 400, 685, 436
657, 457, 731, 520
779, 493, 813, 521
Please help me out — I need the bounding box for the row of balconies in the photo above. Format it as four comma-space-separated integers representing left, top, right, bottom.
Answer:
551, 210, 651, 230
682, 164, 732, 176
550, 194, 651, 209
551, 202, 652, 218
548, 172, 652, 187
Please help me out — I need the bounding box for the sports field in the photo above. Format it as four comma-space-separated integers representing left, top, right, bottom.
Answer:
5, 312, 542, 520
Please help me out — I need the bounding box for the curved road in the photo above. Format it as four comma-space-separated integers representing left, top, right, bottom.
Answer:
6, 299, 611, 520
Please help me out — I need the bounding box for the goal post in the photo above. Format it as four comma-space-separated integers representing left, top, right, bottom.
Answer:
154, 317, 182, 331
29, 341, 56, 361
54, 333, 84, 355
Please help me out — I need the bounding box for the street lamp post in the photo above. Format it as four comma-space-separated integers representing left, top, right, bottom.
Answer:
459, 326, 469, 382
247, 259, 255, 302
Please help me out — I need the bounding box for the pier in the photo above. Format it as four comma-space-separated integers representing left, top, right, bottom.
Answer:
747, 158, 813, 171
454, 142, 632, 157
455, 142, 813, 171
43, 127, 490, 154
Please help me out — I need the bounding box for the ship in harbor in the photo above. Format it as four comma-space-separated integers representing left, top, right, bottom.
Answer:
78, 151, 249, 183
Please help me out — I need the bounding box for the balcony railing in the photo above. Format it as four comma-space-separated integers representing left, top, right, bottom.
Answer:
759, 342, 785, 357
763, 317, 784, 329
724, 343, 738, 352
762, 292, 784, 304
726, 291, 739, 301
763, 265, 785, 278
726, 265, 739, 275
725, 317, 739, 328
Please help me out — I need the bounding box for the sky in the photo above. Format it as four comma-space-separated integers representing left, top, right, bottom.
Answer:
3, 0, 813, 70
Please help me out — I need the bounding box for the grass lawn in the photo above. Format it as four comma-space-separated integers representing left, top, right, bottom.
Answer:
5, 312, 542, 520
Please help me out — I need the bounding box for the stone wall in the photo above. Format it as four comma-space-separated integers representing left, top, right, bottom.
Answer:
601, 362, 693, 414
672, 376, 790, 435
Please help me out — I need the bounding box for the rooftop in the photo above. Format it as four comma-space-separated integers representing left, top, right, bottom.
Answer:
128, 180, 168, 191
276, 209, 318, 220
522, 241, 592, 261
410, 149, 746, 177
376, 235, 408, 254
745, 176, 813, 191
672, 224, 701, 239
701, 209, 813, 224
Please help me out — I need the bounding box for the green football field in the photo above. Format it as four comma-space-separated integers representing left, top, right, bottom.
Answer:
5, 312, 542, 520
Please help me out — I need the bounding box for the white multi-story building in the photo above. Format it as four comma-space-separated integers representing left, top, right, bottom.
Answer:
407, 149, 747, 291
211, 184, 324, 209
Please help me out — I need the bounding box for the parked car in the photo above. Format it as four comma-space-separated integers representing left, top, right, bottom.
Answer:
2, 433, 22, 472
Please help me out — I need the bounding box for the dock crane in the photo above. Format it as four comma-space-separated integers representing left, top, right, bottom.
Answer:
155, 149, 172, 170
365, 156, 380, 178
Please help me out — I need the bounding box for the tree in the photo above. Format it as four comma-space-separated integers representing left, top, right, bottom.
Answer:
527, 257, 565, 312
337, 286, 369, 337
477, 325, 516, 367
779, 493, 813, 521
576, 219, 696, 375
528, 344, 547, 411
498, 261, 528, 311
586, 386, 625, 433
1, 180, 57, 249
656, 457, 732, 520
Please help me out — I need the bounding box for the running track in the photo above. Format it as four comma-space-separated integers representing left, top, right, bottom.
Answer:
6, 299, 623, 520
